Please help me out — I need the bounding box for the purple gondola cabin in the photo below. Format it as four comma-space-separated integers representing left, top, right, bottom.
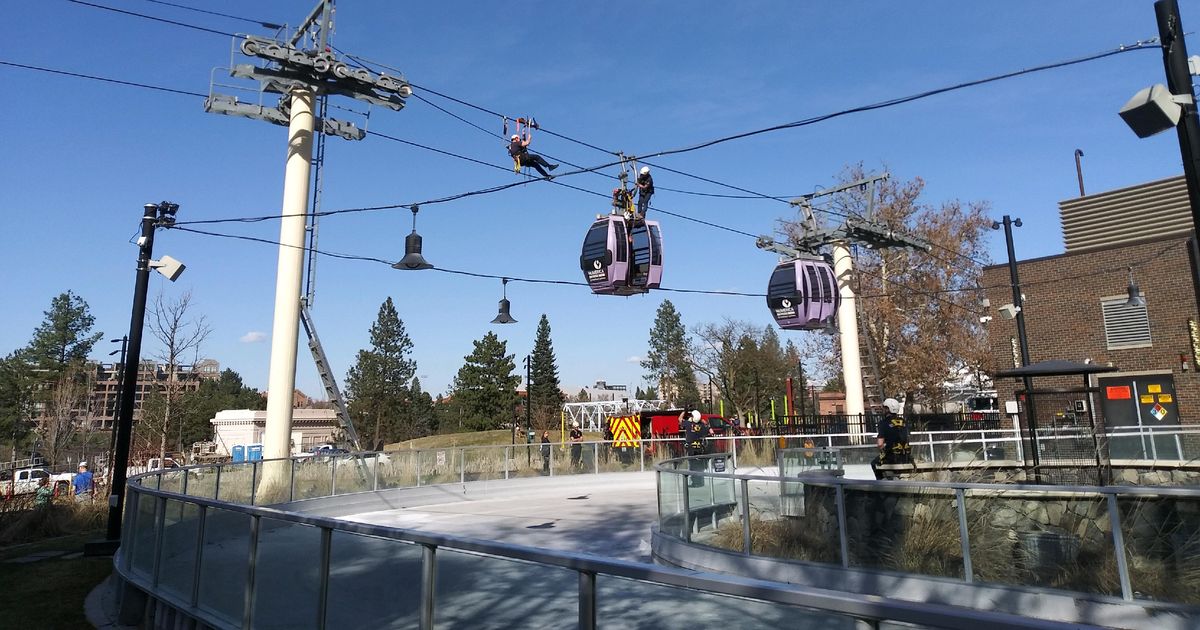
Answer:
580, 215, 663, 296
766, 257, 840, 330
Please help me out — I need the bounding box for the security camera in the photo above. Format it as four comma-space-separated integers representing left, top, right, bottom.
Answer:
150, 255, 186, 282
979, 315, 993, 324
1120, 84, 1189, 138
136, 236, 148, 248
998, 303, 1021, 320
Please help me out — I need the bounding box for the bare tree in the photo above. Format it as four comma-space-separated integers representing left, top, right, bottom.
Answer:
141, 290, 211, 466
37, 365, 93, 465
780, 166, 991, 406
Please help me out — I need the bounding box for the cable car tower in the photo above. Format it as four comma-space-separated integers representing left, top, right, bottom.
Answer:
204, 0, 412, 462
756, 172, 930, 424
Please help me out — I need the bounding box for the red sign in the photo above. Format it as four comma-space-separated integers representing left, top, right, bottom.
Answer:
1106, 385, 1132, 400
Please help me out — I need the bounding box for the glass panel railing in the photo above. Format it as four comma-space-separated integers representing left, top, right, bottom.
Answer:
159, 469, 185, 494
215, 462, 255, 504
597, 441, 642, 473
1117, 493, 1200, 605
657, 470, 686, 540
184, 467, 218, 499
293, 456, 334, 500
461, 446, 505, 483
156, 500, 201, 602
769, 475, 840, 565
129, 491, 158, 580
196, 507, 252, 627
843, 484, 963, 580
376, 450, 418, 489
414, 448, 461, 486
965, 490, 1117, 597
331, 455, 372, 496
596, 574, 859, 629
325, 532, 423, 628
434, 549, 577, 626
251, 519, 322, 629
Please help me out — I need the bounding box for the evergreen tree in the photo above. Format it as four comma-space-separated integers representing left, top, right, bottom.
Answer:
642, 300, 701, 406
574, 388, 590, 403
642, 385, 659, 400
408, 376, 436, 436
345, 298, 417, 448
634, 386, 645, 400
528, 314, 565, 429
24, 291, 102, 377
176, 369, 266, 448
449, 332, 519, 430
0, 352, 35, 444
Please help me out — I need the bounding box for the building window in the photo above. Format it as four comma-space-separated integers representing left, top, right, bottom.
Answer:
1101, 296, 1151, 350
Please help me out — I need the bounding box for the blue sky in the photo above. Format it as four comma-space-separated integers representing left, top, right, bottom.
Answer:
1, 1, 1194, 397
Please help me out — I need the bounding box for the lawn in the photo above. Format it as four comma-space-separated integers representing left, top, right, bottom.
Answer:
0, 530, 111, 630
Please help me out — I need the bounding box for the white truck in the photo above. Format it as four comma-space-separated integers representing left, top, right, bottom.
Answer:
1, 467, 75, 498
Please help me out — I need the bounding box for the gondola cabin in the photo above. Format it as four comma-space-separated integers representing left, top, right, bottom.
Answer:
580, 215, 663, 295
766, 258, 839, 330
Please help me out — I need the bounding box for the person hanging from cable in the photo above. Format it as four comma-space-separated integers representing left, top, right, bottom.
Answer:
635, 166, 654, 218
507, 127, 558, 179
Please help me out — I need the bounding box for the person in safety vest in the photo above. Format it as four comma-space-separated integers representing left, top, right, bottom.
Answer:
871, 398, 912, 480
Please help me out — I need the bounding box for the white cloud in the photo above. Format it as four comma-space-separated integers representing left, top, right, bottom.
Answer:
625, 355, 644, 364
240, 331, 267, 343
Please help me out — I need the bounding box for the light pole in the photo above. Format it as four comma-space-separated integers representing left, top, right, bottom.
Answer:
1119, 0, 1200, 316
992, 215, 1041, 474
89, 202, 183, 555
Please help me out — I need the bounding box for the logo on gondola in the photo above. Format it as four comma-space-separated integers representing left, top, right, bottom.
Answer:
593, 260, 603, 270
781, 299, 792, 308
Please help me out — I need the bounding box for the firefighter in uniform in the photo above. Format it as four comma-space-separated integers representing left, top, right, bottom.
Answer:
682, 409, 707, 487
871, 398, 912, 480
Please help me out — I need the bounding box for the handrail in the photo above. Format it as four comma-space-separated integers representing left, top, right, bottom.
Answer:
118, 445, 1085, 629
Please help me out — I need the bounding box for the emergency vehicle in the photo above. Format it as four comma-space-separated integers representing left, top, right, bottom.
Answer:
603, 409, 734, 458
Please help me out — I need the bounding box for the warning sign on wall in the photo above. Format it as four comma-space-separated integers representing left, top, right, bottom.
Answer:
1140, 394, 1155, 404
1106, 385, 1132, 400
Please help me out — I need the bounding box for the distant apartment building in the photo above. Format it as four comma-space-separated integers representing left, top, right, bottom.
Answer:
83, 359, 221, 429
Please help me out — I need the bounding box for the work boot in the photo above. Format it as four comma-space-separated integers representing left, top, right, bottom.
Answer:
549, 163, 559, 171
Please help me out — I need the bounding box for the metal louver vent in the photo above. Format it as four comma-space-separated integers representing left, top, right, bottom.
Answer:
1101, 297, 1152, 350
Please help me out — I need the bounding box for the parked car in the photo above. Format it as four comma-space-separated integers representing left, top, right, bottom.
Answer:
1, 467, 74, 498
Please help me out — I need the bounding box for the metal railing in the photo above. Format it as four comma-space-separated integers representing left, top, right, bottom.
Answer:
655, 436, 1200, 608
117, 437, 1084, 630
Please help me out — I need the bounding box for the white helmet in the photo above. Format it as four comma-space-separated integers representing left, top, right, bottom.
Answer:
571, 421, 579, 428
640, 166, 650, 175
883, 398, 903, 414
511, 134, 520, 140
690, 410, 702, 422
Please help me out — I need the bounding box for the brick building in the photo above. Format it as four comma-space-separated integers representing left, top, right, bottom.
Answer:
981, 175, 1199, 433
83, 359, 221, 429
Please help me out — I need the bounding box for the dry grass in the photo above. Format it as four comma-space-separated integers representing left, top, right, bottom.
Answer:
0, 497, 107, 546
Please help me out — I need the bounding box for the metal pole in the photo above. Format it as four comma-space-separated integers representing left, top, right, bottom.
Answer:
955, 488, 973, 583
578, 570, 597, 630
1074, 149, 1085, 196
1107, 494, 1134, 600
420, 544, 437, 630
835, 484, 849, 568
190, 504, 206, 607
997, 216, 1041, 475
740, 477, 752, 554
263, 87, 317, 471
1156, 0, 1200, 319
316, 527, 332, 629
832, 242, 866, 419
243, 515, 261, 629
104, 204, 159, 544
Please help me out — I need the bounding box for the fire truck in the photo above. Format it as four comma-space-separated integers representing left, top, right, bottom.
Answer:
604, 409, 734, 458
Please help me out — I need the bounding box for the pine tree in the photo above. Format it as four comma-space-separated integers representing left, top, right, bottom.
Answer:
345, 298, 417, 448
642, 300, 701, 406
24, 291, 102, 377
449, 332, 519, 431
528, 314, 565, 429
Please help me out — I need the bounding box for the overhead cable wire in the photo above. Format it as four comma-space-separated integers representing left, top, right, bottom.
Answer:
167, 225, 766, 297
137, 0, 283, 29
0, 59, 207, 97
64, 0, 236, 37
